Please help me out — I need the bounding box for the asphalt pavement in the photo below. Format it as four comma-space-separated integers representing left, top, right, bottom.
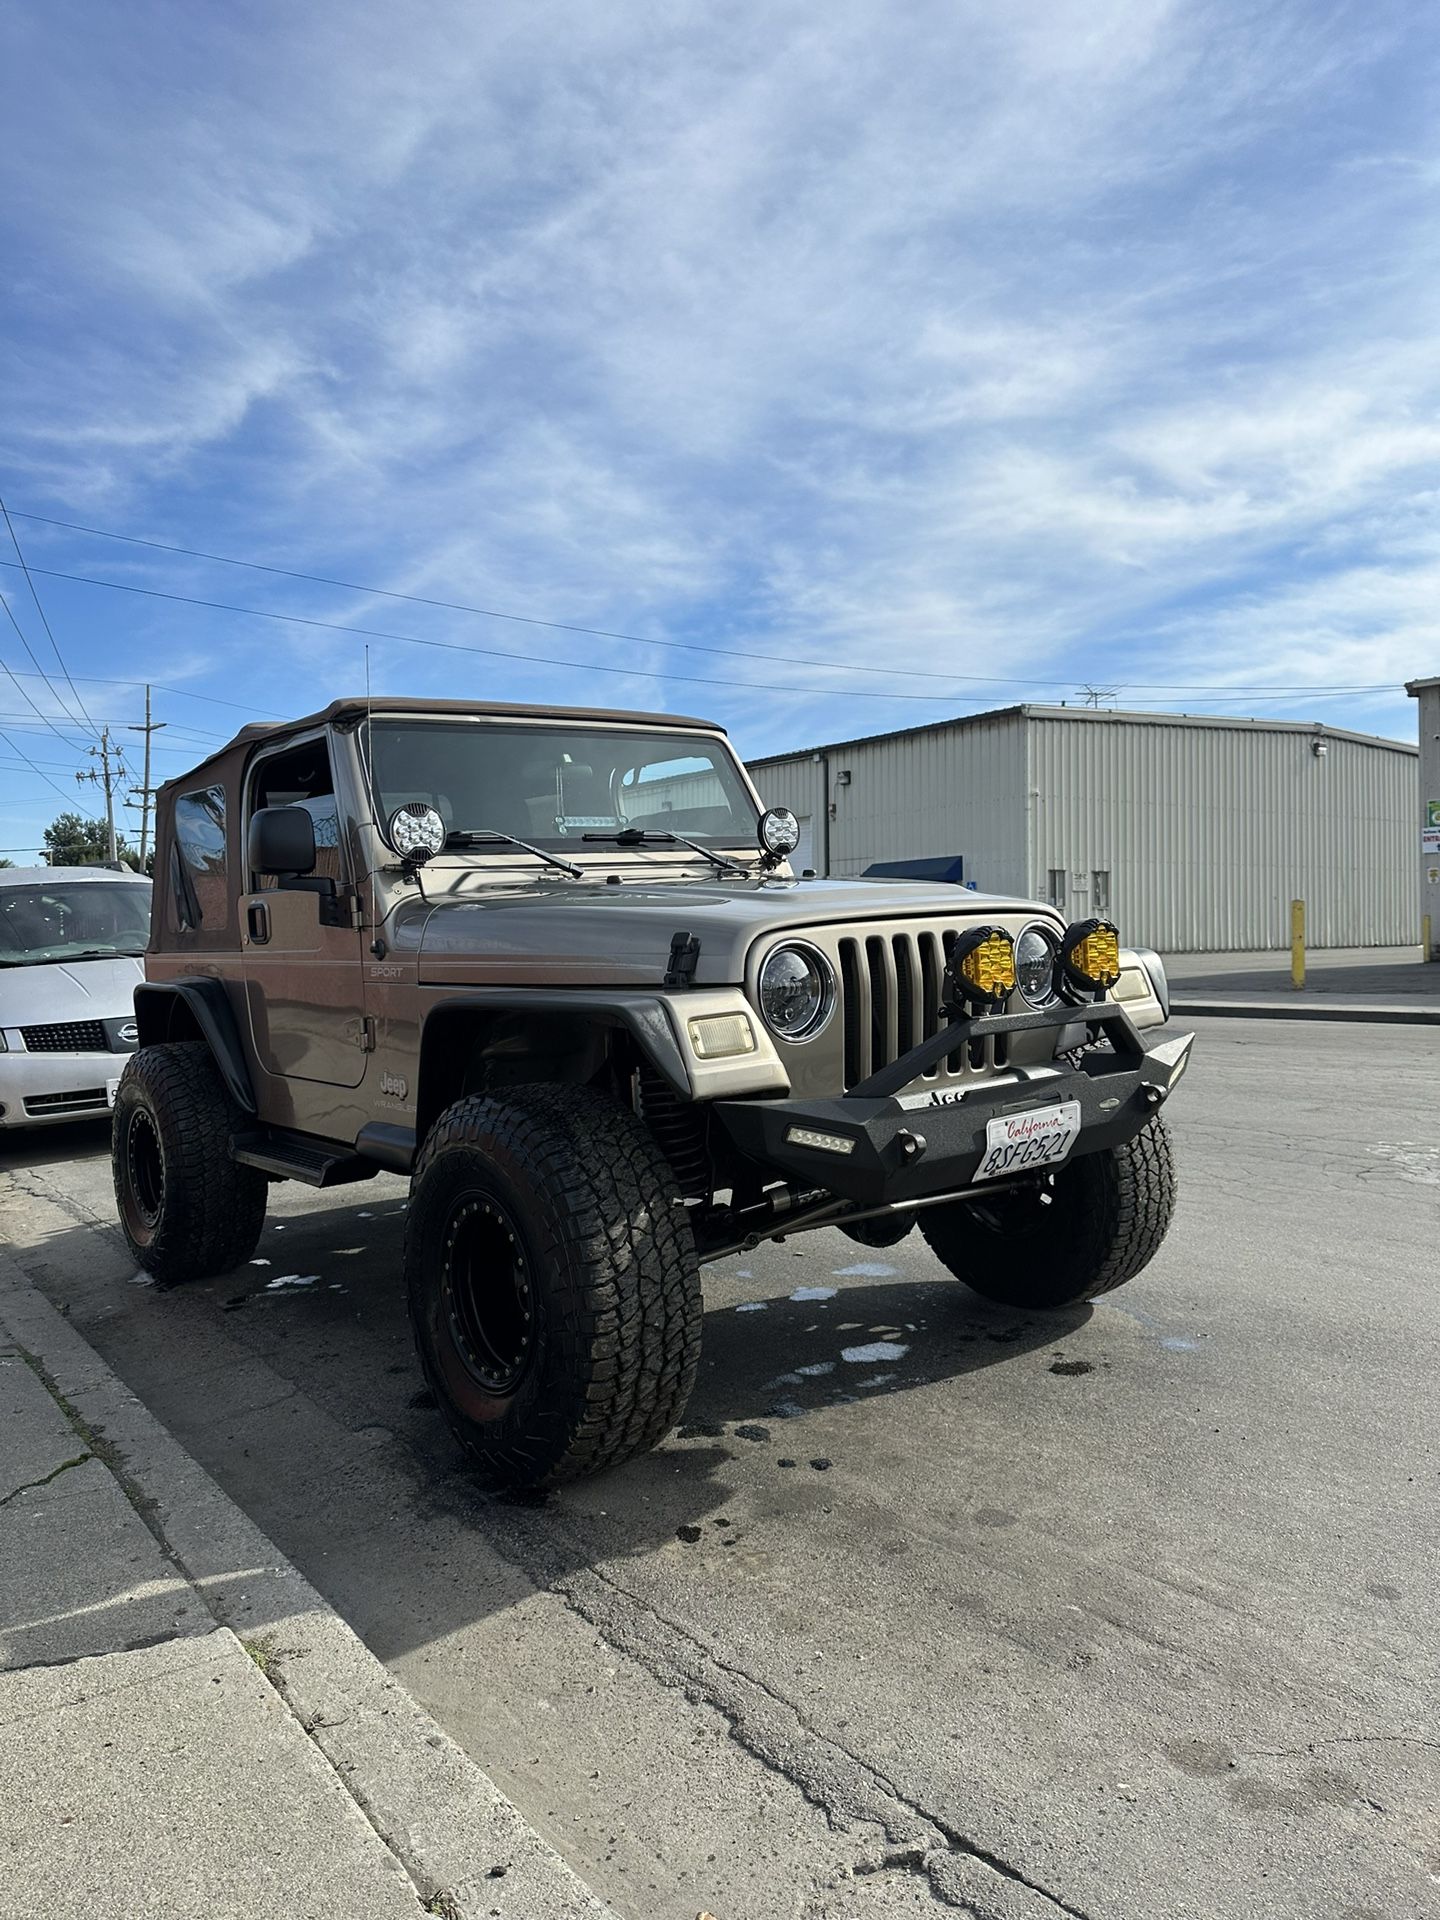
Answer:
1, 1015, 1436, 1920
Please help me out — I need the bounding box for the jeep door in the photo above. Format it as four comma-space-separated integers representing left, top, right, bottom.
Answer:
239, 732, 367, 1090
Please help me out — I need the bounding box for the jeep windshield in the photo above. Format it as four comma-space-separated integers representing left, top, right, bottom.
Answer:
0, 881, 151, 966
369, 721, 760, 857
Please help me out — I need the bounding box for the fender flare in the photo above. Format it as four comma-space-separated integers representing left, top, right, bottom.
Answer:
134, 979, 256, 1116
422, 989, 690, 1094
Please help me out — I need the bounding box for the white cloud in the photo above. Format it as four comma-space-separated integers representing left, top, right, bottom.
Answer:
0, 0, 1436, 780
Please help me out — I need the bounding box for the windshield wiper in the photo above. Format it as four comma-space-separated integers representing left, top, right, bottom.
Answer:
581, 827, 753, 878
444, 829, 584, 880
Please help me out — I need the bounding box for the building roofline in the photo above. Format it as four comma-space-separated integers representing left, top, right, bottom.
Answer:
748, 702, 1418, 766
1406, 676, 1440, 695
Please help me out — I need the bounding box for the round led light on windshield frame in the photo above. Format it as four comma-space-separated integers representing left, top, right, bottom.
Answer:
1014, 923, 1061, 1008
388, 802, 446, 862
758, 806, 801, 864
757, 941, 835, 1041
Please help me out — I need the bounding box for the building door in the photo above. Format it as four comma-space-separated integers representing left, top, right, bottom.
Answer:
1047, 867, 1068, 913
240, 733, 367, 1089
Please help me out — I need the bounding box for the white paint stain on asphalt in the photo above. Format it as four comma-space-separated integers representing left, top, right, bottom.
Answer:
1365, 1141, 1440, 1186
791, 1286, 837, 1302
834, 1263, 899, 1278
125, 1270, 153, 1287
841, 1340, 910, 1364
266, 1274, 320, 1291
736, 1301, 768, 1313
796, 1361, 836, 1377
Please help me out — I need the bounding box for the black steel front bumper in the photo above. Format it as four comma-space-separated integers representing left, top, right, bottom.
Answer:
711, 1001, 1194, 1207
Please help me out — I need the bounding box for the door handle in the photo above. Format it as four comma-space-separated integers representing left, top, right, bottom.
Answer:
247, 901, 270, 945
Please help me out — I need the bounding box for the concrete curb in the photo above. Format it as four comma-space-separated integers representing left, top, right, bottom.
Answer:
0, 1250, 617, 1920
1172, 999, 1440, 1025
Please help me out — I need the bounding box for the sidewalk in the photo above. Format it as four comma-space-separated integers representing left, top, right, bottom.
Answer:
0, 1252, 616, 1920
1163, 944, 1440, 1024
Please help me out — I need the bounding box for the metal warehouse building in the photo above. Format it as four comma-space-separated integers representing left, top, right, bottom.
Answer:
750, 706, 1419, 954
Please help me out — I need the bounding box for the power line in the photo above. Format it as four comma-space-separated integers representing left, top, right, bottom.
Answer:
0, 663, 283, 719
1, 509, 1404, 698
0, 592, 94, 749
0, 557, 1402, 708
0, 727, 79, 805
0, 499, 100, 735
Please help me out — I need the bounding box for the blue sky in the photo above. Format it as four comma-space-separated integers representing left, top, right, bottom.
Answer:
2, 0, 1437, 857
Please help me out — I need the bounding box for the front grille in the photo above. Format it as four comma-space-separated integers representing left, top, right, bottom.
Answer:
23, 1088, 109, 1116
838, 929, 1008, 1091
20, 1020, 108, 1054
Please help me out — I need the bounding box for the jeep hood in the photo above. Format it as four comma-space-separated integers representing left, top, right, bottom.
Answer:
0, 955, 145, 1029
399, 875, 1046, 988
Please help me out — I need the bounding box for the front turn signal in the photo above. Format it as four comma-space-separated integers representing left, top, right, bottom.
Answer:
1060, 918, 1122, 994
944, 927, 1017, 1011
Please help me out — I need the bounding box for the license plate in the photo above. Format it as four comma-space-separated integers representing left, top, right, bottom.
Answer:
974, 1100, 1081, 1182
106, 1078, 120, 1108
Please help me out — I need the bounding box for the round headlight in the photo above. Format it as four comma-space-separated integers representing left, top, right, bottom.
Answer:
1015, 924, 1060, 1008
758, 943, 834, 1041
389, 802, 446, 861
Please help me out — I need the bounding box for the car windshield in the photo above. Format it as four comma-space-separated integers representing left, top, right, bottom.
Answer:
0, 882, 152, 966
369, 721, 758, 854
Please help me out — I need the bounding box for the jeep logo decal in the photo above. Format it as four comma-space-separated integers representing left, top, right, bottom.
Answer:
380, 1071, 408, 1099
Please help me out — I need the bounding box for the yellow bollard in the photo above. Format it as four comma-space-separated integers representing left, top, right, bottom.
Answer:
1290, 899, 1305, 989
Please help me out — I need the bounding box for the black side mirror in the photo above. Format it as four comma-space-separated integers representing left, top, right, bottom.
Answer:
249, 806, 317, 875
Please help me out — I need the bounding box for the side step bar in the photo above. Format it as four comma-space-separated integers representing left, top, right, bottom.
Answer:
231, 1131, 378, 1188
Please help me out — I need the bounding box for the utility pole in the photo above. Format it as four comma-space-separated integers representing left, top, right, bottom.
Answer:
128, 685, 166, 869
75, 726, 127, 864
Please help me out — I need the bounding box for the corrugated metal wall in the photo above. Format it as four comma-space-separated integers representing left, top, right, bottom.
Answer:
751, 711, 1030, 894
749, 708, 1418, 952
1026, 712, 1418, 952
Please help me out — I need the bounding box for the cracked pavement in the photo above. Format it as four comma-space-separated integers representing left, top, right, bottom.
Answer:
1, 1015, 1436, 1918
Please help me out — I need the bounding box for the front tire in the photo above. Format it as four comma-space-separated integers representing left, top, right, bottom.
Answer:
405, 1084, 702, 1489
113, 1043, 267, 1284
920, 1114, 1177, 1309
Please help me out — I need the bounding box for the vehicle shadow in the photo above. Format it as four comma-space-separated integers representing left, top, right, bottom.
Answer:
0, 1117, 112, 1170
7, 1191, 1093, 1666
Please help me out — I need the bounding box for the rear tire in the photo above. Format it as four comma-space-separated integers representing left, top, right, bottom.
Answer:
113, 1043, 267, 1284
920, 1114, 1176, 1309
405, 1084, 702, 1489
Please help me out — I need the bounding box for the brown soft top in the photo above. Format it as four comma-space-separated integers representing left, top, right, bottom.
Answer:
162, 697, 725, 792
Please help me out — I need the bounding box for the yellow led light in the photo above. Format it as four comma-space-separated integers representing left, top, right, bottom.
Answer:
687, 1012, 757, 1060
1062, 920, 1122, 991
958, 931, 1017, 1000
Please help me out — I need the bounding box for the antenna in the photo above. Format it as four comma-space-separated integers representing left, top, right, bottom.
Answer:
1078, 684, 1120, 709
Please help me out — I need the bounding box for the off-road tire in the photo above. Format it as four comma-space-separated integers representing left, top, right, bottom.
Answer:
113, 1042, 267, 1284
920, 1114, 1176, 1310
405, 1084, 703, 1489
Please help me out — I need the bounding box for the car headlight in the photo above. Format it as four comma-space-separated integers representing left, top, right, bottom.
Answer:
1059, 918, 1123, 995
757, 943, 834, 1041
1014, 924, 1060, 1008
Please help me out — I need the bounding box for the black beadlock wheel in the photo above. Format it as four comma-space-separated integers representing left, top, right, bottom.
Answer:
405, 1083, 703, 1490
113, 1042, 267, 1284
920, 1114, 1177, 1309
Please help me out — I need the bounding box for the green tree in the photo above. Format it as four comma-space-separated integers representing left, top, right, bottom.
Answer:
41, 811, 141, 868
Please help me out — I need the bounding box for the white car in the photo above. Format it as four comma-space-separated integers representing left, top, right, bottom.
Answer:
0, 866, 152, 1129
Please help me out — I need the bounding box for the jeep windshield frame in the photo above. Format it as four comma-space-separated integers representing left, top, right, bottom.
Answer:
366, 718, 761, 859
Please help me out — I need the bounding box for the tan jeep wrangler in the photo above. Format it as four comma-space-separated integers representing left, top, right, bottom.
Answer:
114, 698, 1192, 1488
